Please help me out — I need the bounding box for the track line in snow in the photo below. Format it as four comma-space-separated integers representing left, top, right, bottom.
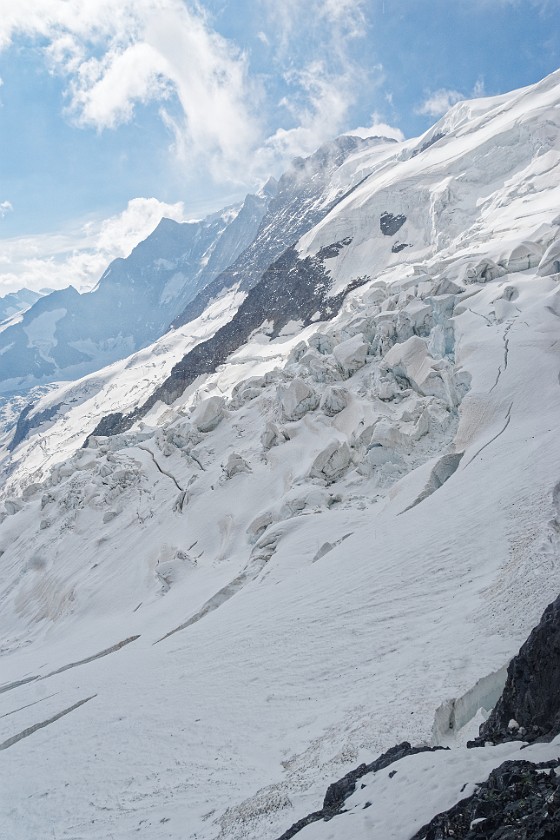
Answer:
136, 445, 185, 492
0, 695, 96, 751
463, 401, 514, 468
0, 692, 59, 719
0, 676, 39, 695
40, 635, 141, 680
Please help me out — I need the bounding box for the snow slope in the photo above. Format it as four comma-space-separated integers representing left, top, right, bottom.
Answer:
0, 70, 560, 840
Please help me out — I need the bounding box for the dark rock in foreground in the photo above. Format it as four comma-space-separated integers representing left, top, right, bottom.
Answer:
471, 592, 560, 747
275, 742, 446, 840
409, 758, 560, 840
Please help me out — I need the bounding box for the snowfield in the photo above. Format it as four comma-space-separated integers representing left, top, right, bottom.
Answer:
1, 70, 560, 840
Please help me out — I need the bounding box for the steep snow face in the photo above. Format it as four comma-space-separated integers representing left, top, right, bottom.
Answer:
0, 71, 560, 840
297, 69, 560, 294
0, 194, 270, 393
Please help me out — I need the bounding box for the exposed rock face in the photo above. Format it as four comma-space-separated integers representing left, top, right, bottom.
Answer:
471, 593, 560, 746
275, 743, 446, 840
380, 211, 407, 236
86, 247, 368, 441
173, 135, 385, 329
409, 759, 560, 840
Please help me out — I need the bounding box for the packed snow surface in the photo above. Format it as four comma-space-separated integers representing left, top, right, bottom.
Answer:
0, 70, 560, 840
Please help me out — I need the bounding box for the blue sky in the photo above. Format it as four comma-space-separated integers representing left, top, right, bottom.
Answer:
0, 0, 558, 294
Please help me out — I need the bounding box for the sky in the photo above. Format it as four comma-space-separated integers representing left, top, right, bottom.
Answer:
0, 0, 558, 295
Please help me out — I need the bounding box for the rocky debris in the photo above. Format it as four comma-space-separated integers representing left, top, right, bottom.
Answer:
278, 379, 319, 421
172, 136, 380, 329
192, 396, 226, 433
409, 758, 560, 840
275, 743, 446, 840
332, 334, 369, 377
470, 593, 560, 747
309, 441, 353, 484
380, 212, 407, 236
316, 237, 353, 260
392, 242, 410, 253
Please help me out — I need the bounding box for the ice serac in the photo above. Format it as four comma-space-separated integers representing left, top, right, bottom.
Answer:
0, 191, 270, 393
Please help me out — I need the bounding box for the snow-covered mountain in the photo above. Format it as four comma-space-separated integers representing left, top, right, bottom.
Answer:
0, 286, 43, 326
0, 193, 271, 394
1, 70, 560, 840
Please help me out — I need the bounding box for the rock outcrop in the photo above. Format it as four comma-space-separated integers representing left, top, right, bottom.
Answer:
471, 593, 560, 747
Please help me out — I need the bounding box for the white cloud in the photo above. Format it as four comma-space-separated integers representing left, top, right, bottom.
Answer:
0, 197, 186, 296
416, 88, 465, 118
0, 200, 13, 218
0, 0, 384, 192
415, 77, 488, 119
347, 113, 404, 142
0, 1, 261, 181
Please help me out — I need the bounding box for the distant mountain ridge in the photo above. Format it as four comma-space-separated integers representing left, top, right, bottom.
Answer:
0, 193, 271, 393
0, 287, 43, 325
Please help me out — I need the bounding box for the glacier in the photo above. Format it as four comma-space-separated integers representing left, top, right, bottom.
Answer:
0, 70, 560, 840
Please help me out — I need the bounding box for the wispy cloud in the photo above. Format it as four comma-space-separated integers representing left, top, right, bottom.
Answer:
0, 201, 13, 219
0, 1, 260, 183
0, 197, 186, 295
415, 78, 486, 118
252, 0, 385, 171
415, 88, 465, 118
0, 0, 386, 188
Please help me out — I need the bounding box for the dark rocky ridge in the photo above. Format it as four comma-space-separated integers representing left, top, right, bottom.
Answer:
470, 590, 560, 748
8, 401, 61, 452
172, 136, 389, 331
275, 743, 447, 840
86, 242, 366, 441
409, 759, 560, 840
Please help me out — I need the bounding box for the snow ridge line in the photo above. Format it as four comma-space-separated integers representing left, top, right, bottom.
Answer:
0, 695, 97, 751
0, 675, 39, 695
0, 692, 59, 719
